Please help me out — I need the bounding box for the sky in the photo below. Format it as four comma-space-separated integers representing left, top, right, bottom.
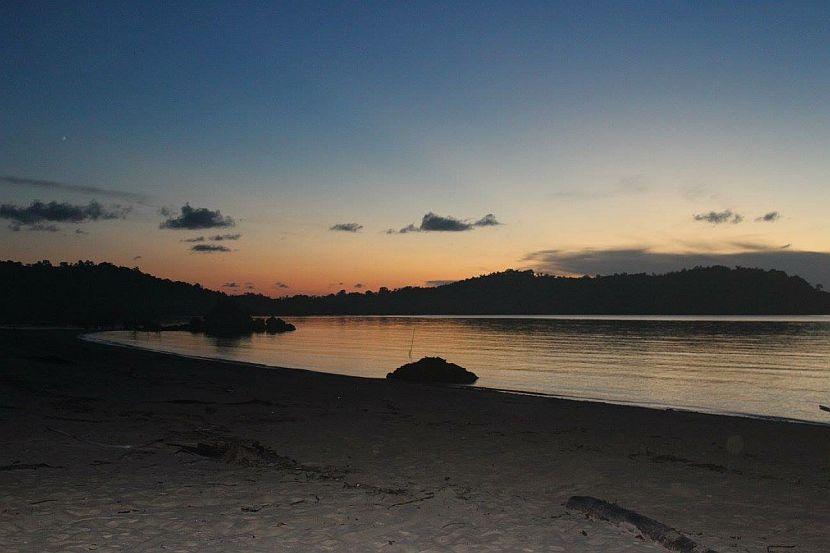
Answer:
2, 1, 830, 294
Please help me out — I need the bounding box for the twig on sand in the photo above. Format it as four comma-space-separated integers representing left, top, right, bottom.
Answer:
0, 463, 61, 472
388, 492, 435, 507
45, 426, 163, 451
566, 496, 718, 553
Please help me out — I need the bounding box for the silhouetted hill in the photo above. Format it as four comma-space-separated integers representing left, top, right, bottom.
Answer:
1, 261, 828, 327
0, 260, 278, 327
271, 267, 830, 315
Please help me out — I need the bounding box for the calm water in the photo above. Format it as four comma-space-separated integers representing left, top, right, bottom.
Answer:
89, 315, 830, 424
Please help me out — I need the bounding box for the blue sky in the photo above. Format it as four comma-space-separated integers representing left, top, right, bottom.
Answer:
2, 1, 829, 293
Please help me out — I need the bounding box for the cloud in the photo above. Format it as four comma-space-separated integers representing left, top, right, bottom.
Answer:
244, 282, 255, 290
524, 246, 830, 287
330, 223, 363, 232
133, 255, 142, 260
473, 213, 500, 227
388, 223, 420, 234
354, 283, 364, 288
421, 212, 473, 231
182, 236, 205, 242
75, 228, 88, 235
693, 209, 744, 225
222, 282, 239, 288
191, 244, 231, 253
160, 204, 235, 230
425, 279, 457, 287
756, 211, 781, 222
0, 200, 130, 230
0, 175, 149, 204
274, 281, 290, 289
388, 212, 500, 234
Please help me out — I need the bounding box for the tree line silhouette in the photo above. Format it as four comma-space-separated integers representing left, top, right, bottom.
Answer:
1, 260, 828, 328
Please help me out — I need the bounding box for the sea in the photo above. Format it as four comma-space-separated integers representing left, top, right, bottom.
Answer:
87, 315, 830, 424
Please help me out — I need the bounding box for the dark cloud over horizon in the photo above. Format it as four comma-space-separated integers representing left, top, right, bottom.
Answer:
1, 200, 130, 231
330, 222, 363, 232
524, 246, 830, 287
693, 209, 744, 225
191, 244, 231, 253
388, 212, 500, 234
160, 204, 235, 230
274, 281, 289, 289
0, 175, 149, 204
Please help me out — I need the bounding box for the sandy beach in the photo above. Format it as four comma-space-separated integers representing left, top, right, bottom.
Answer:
1, 329, 828, 552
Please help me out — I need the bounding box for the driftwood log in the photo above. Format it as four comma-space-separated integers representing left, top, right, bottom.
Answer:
566, 496, 718, 553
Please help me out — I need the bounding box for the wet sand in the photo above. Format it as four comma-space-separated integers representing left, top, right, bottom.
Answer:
0, 329, 828, 552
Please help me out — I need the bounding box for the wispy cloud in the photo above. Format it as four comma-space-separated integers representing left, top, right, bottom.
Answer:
354, 283, 364, 288
0, 175, 149, 204
1, 200, 130, 231
191, 244, 231, 253
182, 233, 241, 243
222, 282, 239, 288
9, 222, 59, 232
756, 211, 781, 222
274, 281, 290, 289
425, 279, 457, 287
693, 209, 744, 225
330, 223, 363, 232
550, 175, 650, 200
388, 212, 500, 234
161, 204, 235, 230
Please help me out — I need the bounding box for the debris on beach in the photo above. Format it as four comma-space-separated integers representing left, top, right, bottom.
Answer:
175, 438, 297, 468
386, 357, 478, 384
566, 496, 718, 553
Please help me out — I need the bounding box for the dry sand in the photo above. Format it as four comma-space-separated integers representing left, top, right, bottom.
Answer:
0, 329, 828, 552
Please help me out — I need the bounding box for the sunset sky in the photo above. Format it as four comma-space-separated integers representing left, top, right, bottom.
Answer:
2, 2, 829, 295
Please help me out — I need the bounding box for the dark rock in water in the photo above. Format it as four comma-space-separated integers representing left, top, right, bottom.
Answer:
265, 316, 296, 333
386, 356, 478, 384
188, 316, 204, 332
203, 300, 256, 336
178, 302, 297, 335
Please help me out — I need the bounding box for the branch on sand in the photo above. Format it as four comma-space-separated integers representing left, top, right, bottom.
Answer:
566, 496, 718, 553
45, 426, 163, 451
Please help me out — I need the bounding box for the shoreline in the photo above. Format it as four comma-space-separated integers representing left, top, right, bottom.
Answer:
82, 330, 830, 429
2, 329, 828, 552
